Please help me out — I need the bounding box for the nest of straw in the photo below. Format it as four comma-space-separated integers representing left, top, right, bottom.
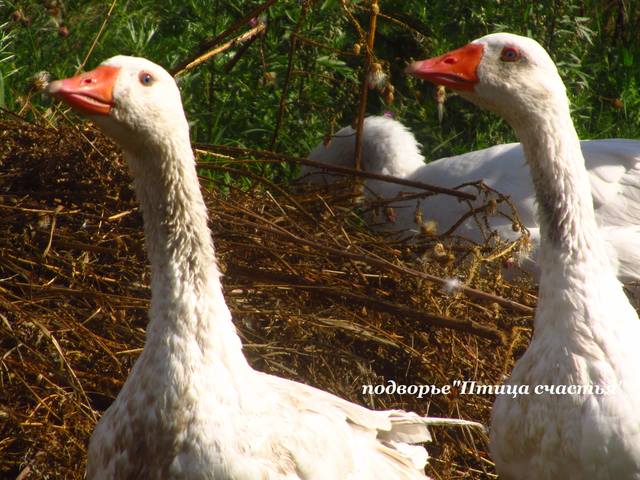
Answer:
0, 115, 537, 479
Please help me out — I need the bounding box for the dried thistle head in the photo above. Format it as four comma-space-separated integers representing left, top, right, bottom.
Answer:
429, 242, 457, 265
433, 242, 446, 258
442, 277, 462, 294
31, 71, 52, 92
367, 63, 387, 90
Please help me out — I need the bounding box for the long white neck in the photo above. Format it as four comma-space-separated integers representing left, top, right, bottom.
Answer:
513, 94, 609, 270
124, 129, 250, 376
508, 88, 624, 338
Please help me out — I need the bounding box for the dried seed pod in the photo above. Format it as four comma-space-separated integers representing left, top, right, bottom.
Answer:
10, 10, 24, 22
420, 220, 437, 236
48, 4, 62, 22
37, 213, 51, 229
385, 206, 397, 223
414, 205, 423, 225
436, 85, 446, 123
487, 198, 498, 215
503, 257, 516, 269
353, 181, 366, 205
383, 83, 395, 105
262, 71, 277, 86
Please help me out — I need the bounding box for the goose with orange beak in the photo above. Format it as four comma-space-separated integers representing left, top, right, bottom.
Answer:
409, 33, 640, 479
46, 56, 485, 480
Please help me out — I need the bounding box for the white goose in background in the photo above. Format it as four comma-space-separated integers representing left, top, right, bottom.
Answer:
303, 117, 640, 283
46, 57, 482, 479
408, 33, 640, 479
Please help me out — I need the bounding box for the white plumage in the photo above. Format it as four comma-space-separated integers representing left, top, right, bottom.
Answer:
409, 33, 640, 479
46, 56, 481, 480
304, 116, 640, 282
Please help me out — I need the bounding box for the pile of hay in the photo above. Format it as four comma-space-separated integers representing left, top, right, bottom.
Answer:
0, 114, 536, 479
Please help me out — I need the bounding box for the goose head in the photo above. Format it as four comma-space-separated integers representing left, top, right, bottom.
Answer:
406, 33, 566, 128
46, 56, 189, 155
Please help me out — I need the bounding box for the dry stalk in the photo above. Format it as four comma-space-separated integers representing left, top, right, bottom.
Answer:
172, 23, 266, 77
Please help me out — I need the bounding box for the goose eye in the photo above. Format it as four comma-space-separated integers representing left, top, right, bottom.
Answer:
500, 47, 521, 62
139, 72, 154, 86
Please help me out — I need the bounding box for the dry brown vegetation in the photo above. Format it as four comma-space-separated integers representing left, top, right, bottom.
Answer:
0, 114, 539, 479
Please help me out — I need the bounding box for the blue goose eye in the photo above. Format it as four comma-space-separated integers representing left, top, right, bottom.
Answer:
500, 46, 521, 62
139, 71, 154, 86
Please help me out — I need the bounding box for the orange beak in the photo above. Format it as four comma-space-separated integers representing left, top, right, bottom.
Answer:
406, 43, 484, 91
46, 65, 120, 115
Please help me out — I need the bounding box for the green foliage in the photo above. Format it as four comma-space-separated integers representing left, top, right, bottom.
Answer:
2, 0, 640, 173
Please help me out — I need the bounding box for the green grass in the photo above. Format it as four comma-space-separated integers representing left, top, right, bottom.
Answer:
2, 0, 639, 175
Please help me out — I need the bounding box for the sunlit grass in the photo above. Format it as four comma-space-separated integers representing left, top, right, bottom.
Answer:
2, 0, 638, 172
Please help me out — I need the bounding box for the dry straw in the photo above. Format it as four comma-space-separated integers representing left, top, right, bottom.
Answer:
0, 115, 536, 478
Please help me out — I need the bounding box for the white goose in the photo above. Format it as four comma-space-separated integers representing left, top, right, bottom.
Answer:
408, 33, 640, 479
303, 118, 640, 282
46, 56, 482, 479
